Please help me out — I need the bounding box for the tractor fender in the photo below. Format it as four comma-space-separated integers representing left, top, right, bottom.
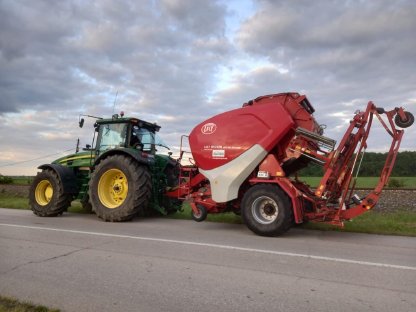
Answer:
38, 164, 78, 194
93, 148, 154, 169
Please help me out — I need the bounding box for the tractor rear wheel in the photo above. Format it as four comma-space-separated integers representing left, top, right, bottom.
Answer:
241, 184, 293, 236
89, 155, 152, 221
29, 169, 72, 217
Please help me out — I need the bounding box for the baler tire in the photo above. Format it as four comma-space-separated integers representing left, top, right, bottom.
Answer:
29, 169, 72, 217
241, 184, 293, 237
394, 111, 414, 128
89, 155, 152, 222
191, 204, 207, 222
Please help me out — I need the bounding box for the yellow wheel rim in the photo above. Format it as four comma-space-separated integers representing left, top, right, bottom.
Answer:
98, 169, 128, 208
35, 180, 54, 206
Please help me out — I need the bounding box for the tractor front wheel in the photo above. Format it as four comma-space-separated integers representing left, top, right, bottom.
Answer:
89, 155, 152, 221
241, 184, 293, 236
29, 169, 72, 217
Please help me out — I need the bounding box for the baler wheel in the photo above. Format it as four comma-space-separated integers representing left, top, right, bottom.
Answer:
241, 184, 293, 236
191, 204, 207, 222
394, 111, 414, 128
29, 169, 72, 217
89, 155, 151, 221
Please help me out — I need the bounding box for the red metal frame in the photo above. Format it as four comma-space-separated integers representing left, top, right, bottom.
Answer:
309, 103, 405, 224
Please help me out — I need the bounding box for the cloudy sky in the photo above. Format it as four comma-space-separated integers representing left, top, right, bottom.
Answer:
1, 0, 415, 175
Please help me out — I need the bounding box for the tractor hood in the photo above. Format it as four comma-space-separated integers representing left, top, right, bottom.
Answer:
52, 151, 94, 168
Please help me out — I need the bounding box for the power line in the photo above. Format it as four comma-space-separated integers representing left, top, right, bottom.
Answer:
0, 148, 75, 168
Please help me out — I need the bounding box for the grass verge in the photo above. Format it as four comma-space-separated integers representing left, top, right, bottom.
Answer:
0, 192, 86, 214
302, 211, 416, 236
168, 204, 242, 224
0, 295, 59, 312
1, 192, 415, 236
0, 193, 29, 209
169, 204, 416, 236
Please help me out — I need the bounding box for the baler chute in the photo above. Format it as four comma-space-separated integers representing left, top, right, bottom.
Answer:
166, 92, 413, 236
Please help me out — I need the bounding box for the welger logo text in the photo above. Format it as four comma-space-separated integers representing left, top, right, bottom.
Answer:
201, 122, 217, 134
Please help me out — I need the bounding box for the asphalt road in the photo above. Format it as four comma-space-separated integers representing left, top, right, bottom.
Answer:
0, 208, 415, 312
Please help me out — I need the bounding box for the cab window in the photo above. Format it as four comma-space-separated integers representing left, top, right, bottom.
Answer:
97, 123, 128, 152
132, 126, 155, 152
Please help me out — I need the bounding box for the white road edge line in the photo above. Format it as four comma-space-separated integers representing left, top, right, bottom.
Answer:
1, 223, 415, 271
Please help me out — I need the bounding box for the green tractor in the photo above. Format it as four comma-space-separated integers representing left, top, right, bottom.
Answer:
29, 113, 181, 221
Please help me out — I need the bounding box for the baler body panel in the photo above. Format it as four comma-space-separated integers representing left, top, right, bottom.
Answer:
199, 144, 268, 202
189, 100, 295, 171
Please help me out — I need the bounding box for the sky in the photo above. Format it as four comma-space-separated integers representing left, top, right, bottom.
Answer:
0, 0, 415, 175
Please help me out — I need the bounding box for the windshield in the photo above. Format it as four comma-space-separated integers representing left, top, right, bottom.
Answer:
133, 126, 155, 152
97, 123, 128, 152
132, 126, 170, 152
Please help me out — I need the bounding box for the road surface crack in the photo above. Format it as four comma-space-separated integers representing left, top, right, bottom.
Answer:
1, 247, 88, 276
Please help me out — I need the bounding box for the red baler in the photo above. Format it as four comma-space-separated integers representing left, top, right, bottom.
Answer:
166, 92, 414, 236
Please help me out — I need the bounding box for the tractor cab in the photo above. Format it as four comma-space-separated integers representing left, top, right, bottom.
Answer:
94, 115, 162, 157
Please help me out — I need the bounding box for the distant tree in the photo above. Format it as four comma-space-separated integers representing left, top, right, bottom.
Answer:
0, 174, 13, 184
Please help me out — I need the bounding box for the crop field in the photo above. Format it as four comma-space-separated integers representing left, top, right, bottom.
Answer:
298, 176, 416, 188
11, 176, 33, 185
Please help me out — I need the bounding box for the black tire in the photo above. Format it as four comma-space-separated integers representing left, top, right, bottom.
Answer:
89, 155, 152, 221
241, 184, 293, 236
395, 111, 414, 128
29, 169, 72, 217
191, 204, 207, 222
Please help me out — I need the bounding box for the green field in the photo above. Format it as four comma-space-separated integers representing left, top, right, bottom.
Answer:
298, 176, 416, 188
10, 176, 33, 185
0, 176, 33, 185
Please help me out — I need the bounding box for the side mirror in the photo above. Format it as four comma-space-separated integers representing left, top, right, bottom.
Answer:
79, 118, 85, 128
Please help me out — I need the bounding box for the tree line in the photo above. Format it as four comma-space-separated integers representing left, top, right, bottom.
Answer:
300, 151, 416, 177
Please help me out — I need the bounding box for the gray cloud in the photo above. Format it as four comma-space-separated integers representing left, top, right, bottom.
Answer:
233, 0, 416, 147
0, 0, 415, 175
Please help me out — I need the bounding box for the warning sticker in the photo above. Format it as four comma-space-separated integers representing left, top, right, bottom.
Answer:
212, 149, 225, 158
